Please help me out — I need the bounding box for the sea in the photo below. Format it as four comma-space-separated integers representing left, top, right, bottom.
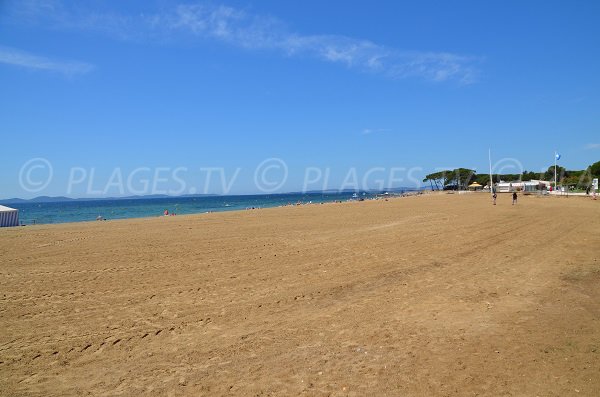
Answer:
5, 192, 381, 225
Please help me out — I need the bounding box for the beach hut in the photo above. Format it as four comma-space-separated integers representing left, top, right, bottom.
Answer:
0, 205, 19, 227
468, 182, 483, 191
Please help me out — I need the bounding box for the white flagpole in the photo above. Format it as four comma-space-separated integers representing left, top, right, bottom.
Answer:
488, 148, 494, 198
554, 151, 557, 190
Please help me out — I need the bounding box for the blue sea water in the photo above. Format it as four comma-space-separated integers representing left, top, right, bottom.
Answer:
6, 192, 371, 225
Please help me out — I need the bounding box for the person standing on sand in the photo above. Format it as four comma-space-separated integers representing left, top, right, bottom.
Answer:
492, 193, 497, 205
512, 191, 518, 205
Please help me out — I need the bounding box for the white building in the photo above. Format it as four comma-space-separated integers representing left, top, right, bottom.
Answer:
496, 180, 551, 193
0, 205, 19, 227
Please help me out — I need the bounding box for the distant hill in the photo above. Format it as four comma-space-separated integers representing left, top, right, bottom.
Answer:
0, 196, 74, 204
0, 194, 218, 204
31, 196, 74, 203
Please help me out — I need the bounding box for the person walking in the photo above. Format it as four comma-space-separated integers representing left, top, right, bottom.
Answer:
512, 191, 518, 205
492, 192, 497, 205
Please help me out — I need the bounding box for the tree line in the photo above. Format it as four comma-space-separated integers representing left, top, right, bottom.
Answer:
423, 161, 600, 190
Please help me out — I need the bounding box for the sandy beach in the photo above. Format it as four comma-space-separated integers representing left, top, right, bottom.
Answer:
1, 193, 599, 396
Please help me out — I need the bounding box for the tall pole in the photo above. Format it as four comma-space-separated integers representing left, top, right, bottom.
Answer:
554, 151, 557, 191
488, 148, 494, 198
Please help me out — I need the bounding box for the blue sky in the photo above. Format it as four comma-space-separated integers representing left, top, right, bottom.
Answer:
1, 0, 599, 198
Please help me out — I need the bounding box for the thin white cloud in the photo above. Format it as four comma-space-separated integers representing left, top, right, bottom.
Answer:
585, 143, 600, 150
5, 1, 480, 83
160, 4, 480, 83
362, 128, 391, 135
0, 45, 93, 75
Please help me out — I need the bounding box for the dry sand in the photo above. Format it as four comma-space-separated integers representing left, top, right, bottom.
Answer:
1, 193, 599, 396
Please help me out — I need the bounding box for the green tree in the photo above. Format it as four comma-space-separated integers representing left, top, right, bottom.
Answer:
474, 174, 490, 186
574, 167, 593, 188
590, 161, 600, 177
544, 165, 567, 184
423, 170, 452, 190
522, 170, 544, 181
446, 168, 476, 189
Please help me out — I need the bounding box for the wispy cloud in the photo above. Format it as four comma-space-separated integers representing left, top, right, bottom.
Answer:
5, 1, 481, 83
158, 4, 480, 83
361, 128, 391, 135
0, 45, 93, 75
585, 143, 600, 150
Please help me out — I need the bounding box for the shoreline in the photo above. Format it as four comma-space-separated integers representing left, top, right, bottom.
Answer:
3, 189, 596, 229
3, 190, 430, 228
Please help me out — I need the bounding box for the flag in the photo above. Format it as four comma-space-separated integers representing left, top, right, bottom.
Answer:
555, 152, 561, 161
